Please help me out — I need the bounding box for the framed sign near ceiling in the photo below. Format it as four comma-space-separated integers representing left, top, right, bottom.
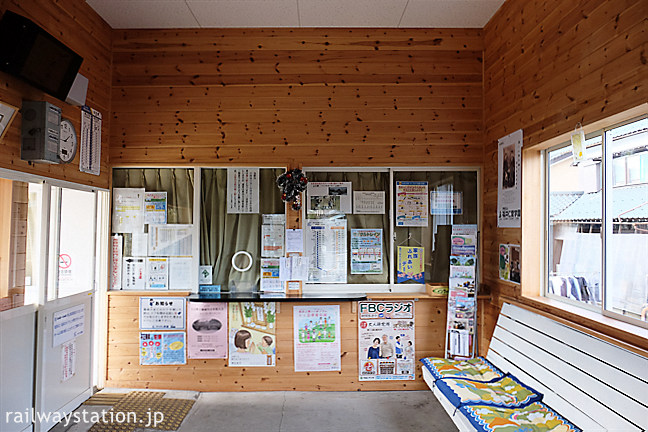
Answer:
0, 100, 18, 142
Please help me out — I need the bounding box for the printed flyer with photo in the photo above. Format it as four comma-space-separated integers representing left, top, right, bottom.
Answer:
395, 181, 428, 227
187, 302, 228, 359
358, 301, 415, 381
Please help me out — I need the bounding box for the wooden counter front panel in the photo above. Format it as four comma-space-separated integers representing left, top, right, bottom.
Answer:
110, 28, 484, 167
105, 294, 492, 391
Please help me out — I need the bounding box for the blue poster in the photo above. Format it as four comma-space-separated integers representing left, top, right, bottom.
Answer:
140, 331, 186, 365
397, 246, 424, 283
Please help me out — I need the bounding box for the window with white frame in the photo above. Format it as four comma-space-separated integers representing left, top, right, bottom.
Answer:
545, 115, 648, 325
303, 168, 479, 292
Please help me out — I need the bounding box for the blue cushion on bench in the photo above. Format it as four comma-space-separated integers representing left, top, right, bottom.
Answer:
435, 373, 543, 409
459, 401, 582, 432
421, 356, 504, 383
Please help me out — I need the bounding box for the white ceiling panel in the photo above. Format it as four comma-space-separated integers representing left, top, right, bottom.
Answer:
298, 0, 408, 27
399, 0, 505, 28
188, 1, 300, 27
86, 0, 199, 28
86, 0, 506, 28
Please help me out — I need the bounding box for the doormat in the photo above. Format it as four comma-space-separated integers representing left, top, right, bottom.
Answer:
88, 391, 195, 431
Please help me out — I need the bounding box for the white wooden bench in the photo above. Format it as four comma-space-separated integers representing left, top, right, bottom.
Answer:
423, 302, 648, 431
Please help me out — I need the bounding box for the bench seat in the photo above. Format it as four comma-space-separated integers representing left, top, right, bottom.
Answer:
421, 302, 648, 432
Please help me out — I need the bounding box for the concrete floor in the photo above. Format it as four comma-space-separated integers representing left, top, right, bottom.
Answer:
51, 389, 458, 432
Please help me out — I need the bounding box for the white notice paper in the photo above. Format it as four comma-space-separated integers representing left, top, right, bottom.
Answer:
112, 188, 145, 233
80, 106, 101, 176
61, 340, 76, 382
148, 224, 193, 256
353, 191, 385, 214
123, 257, 146, 290
261, 225, 285, 258
146, 257, 169, 290
169, 257, 193, 290
227, 168, 260, 213
199, 265, 213, 285
306, 219, 347, 283
279, 256, 309, 281
131, 232, 148, 257
139, 297, 186, 330
307, 182, 352, 214
285, 229, 304, 253
52, 304, 85, 347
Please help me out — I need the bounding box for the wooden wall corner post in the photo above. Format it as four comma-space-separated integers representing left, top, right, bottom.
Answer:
521, 148, 543, 298
285, 163, 303, 295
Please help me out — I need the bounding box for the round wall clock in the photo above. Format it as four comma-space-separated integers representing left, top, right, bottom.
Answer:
59, 118, 77, 163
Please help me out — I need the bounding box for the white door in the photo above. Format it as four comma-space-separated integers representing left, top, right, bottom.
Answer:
34, 186, 99, 432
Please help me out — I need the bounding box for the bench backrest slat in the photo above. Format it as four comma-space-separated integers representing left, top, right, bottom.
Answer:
486, 303, 648, 431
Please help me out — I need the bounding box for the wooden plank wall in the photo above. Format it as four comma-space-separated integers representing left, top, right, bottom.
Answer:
482, 0, 648, 299
106, 293, 491, 391
110, 28, 483, 166
0, 0, 112, 189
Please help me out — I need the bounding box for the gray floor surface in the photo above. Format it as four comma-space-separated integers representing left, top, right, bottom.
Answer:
51, 389, 458, 432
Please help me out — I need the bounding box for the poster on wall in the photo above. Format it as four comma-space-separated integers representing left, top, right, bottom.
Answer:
395, 181, 428, 227
396, 246, 424, 283
111, 235, 123, 290
139, 297, 186, 330
187, 302, 228, 359
499, 244, 520, 284
145, 191, 167, 225
139, 332, 186, 365
228, 302, 276, 367
122, 257, 146, 290
430, 191, 463, 215
260, 258, 283, 292
353, 191, 385, 214
227, 168, 259, 214
350, 229, 383, 275
305, 219, 347, 283
112, 188, 145, 233
293, 305, 341, 372
307, 182, 352, 215
146, 257, 169, 290
358, 301, 415, 381
261, 224, 285, 258
497, 129, 523, 228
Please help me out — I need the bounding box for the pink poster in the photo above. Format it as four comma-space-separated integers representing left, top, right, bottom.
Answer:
187, 302, 228, 359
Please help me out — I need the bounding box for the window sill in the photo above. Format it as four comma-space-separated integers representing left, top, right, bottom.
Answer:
505, 295, 648, 355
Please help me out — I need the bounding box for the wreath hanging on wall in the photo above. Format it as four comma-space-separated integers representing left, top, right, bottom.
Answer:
277, 168, 308, 210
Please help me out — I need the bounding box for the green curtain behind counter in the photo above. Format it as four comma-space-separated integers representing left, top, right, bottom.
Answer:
200, 168, 284, 288
306, 171, 391, 284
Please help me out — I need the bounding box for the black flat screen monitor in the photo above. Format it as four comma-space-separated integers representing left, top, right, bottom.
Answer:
0, 11, 83, 102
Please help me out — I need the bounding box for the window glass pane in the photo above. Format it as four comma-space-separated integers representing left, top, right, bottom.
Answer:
306, 171, 390, 284
200, 168, 284, 289
392, 171, 478, 284
605, 117, 648, 320
0, 179, 41, 311
112, 168, 195, 291
547, 136, 602, 306
612, 158, 626, 186
57, 188, 96, 298
626, 155, 641, 184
